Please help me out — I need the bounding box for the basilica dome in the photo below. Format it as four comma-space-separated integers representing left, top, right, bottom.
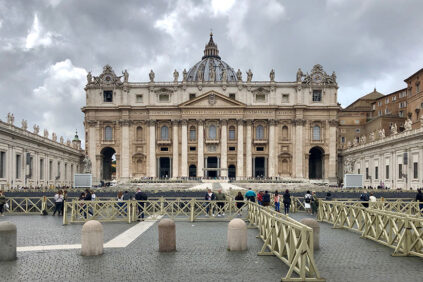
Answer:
186, 33, 238, 83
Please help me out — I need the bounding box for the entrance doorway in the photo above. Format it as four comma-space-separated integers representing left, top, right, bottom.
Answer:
207, 157, 218, 178
159, 157, 171, 178
101, 147, 116, 181
189, 165, 197, 177
309, 147, 324, 179
228, 165, 236, 179
254, 157, 266, 178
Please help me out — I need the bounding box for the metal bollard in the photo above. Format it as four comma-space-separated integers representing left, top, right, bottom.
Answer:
227, 218, 247, 251
158, 219, 176, 252
0, 221, 17, 261
81, 220, 103, 256
300, 218, 320, 250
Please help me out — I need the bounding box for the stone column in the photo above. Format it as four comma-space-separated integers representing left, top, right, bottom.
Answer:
120, 120, 130, 180
268, 119, 276, 178
328, 120, 338, 184
220, 120, 228, 178
246, 120, 252, 178
172, 120, 179, 178
197, 120, 204, 178
149, 120, 156, 178
181, 120, 188, 177
236, 120, 244, 179
88, 121, 97, 183
294, 119, 304, 178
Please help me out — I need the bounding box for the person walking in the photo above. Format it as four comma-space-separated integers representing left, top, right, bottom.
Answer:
262, 191, 271, 207
235, 192, 244, 216
135, 188, 148, 221
274, 191, 281, 212
416, 189, 423, 211
257, 191, 264, 206
360, 190, 369, 208
245, 188, 256, 202
369, 192, 377, 202
282, 189, 291, 215
311, 191, 319, 215
215, 189, 226, 216
204, 188, 215, 216
304, 191, 312, 214
325, 192, 332, 201
0, 190, 6, 216
52, 190, 64, 216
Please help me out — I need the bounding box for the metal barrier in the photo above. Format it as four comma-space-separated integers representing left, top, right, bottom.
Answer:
4, 197, 56, 214
318, 201, 423, 258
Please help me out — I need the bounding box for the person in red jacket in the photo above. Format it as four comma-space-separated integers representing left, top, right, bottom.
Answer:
257, 191, 264, 205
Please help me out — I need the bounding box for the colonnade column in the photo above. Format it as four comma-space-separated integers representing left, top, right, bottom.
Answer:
268, 119, 276, 178
236, 120, 244, 179
197, 120, 204, 178
120, 120, 130, 180
294, 119, 304, 178
328, 120, 338, 183
172, 120, 179, 178
245, 120, 252, 178
181, 120, 188, 177
88, 121, 98, 183
220, 120, 228, 178
149, 120, 156, 178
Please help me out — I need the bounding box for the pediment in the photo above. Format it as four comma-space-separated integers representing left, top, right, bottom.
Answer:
179, 91, 246, 108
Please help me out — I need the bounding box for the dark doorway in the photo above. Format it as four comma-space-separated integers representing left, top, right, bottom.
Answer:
254, 157, 265, 178
207, 157, 218, 178
309, 147, 324, 179
101, 147, 116, 180
228, 165, 236, 179
189, 165, 197, 177
159, 157, 171, 178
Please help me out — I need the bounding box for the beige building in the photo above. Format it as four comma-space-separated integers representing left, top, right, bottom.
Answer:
83, 34, 340, 184
0, 114, 84, 190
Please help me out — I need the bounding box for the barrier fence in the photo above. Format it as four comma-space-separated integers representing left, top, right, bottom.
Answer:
318, 201, 423, 258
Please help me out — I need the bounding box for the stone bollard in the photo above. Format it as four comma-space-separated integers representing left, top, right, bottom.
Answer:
158, 219, 176, 252
0, 221, 17, 261
300, 218, 320, 250
227, 218, 247, 251
81, 220, 103, 256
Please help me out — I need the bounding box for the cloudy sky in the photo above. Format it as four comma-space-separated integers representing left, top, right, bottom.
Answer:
1, 0, 422, 146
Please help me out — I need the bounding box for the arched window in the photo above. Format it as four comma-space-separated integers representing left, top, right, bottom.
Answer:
209, 125, 217, 139
282, 126, 288, 140
189, 126, 196, 141
229, 126, 236, 140
161, 126, 169, 140
105, 126, 113, 141
136, 126, 143, 140
312, 126, 321, 141
256, 125, 264, 139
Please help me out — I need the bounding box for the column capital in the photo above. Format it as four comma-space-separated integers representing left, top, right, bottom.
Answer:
171, 119, 179, 126
148, 119, 156, 126
329, 119, 339, 127
220, 119, 228, 126
197, 119, 205, 126
245, 119, 253, 126
119, 119, 131, 126
268, 119, 277, 126
181, 119, 188, 126
292, 119, 306, 126
237, 119, 244, 126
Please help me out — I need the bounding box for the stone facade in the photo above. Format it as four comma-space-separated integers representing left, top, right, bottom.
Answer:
83, 34, 340, 184
0, 116, 84, 190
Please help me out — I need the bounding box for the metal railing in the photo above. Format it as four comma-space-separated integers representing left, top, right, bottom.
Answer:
318, 201, 423, 258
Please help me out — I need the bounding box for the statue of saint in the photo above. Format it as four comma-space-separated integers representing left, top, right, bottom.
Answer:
83, 156, 92, 174
369, 131, 375, 141
246, 69, 253, 82
87, 72, 92, 84
404, 118, 412, 131
378, 128, 385, 138
7, 113, 14, 124
221, 68, 227, 82
269, 69, 275, 82
60, 136, 64, 143
21, 119, 28, 130
122, 69, 129, 83
197, 65, 204, 81
331, 71, 337, 83
33, 124, 40, 134
390, 123, 398, 135
149, 69, 155, 82
173, 69, 179, 82
182, 69, 187, 82
236, 69, 242, 81
296, 68, 303, 82
209, 64, 215, 82
43, 129, 49, 138
52, 132, 57, 142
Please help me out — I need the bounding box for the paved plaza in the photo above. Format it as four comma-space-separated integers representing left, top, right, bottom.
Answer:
0, 213, 422, 281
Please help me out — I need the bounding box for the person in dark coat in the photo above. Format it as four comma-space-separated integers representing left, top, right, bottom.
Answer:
235, 192, 244, 216
204, 188, 216, 216
262, 191, 271, 207
282, 189, 291, 215
135, 188, 148, 221
416, 189, 423, 211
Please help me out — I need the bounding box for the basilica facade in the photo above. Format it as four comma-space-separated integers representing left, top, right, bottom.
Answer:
83, 34, 339, 184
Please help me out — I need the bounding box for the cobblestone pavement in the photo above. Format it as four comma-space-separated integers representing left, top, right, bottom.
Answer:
0, 213, 422, 281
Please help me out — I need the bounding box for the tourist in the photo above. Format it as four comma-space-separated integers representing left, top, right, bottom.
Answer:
304, 191, 312, 214
123, 191, 131, 201
135, 188, 148, 221
369, 192, 377, 203
245, 188, 256, 202
61, 190, 68, 215
274, 191, 281, 212
416, 189, 423, 211
91, 190, 96, 201
215, 189, 226, 216
360, 190, 369, 208
282, 189, 291, 215
52, 190, 64, 216
325, 192, 332, 201
257, 191, 264, 205
262, 191, 270, 207
0, 190, 6, 216
204, 188, 215, 216
235, 192, 244, 216
311, 191, 319, 215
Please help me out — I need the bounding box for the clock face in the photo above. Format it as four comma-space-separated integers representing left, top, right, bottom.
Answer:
104, 74, 113, 83
312, 74, 322, 83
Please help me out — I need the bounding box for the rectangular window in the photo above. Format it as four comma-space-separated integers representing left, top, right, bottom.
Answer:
103, 90, 113, 102
372, 104, 376, 110
399, 111, 404, 117
229, 147, 236, 151
341, 136, 345, 143
159, 94, 170, 102
354, 120, 360, 124
386, 165, 389, 179
385, 98, 389, 104
366, 167, 369, 179
39, 159, 44, 180
392, 96, 396, 101
312, 90, 322, 102
189, 146, 196, 151
282, 94, 289, 103
136, 94, 143, 103
64, 163, 67, 180
375, 167, 378, 180
378, 110, 382, 116
414, 162, 418, 179
16, 154, 21, 179
57, 162, 61, 179
0, 152, 5, 178
416, 83, 420, 94
49, 160, 53, 180
398, 164, 402, 179
358, 168, 361, 175
189, 93, 196, 100
29, 156, 33, 179
256, 147, 264, 152
160, 147, 169, 152
256, 94, 266, 102
229, 93, 235, 99
355, 128, 360, 133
